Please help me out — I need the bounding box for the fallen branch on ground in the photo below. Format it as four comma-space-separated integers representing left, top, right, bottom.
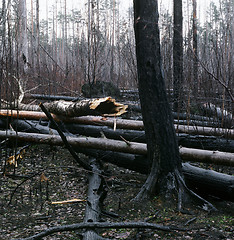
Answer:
13, 221, 184, 240
39, 102, 91, 171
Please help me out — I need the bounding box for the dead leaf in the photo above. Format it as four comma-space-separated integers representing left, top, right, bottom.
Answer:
40, 173, 49, 182
6, 150, 25, 167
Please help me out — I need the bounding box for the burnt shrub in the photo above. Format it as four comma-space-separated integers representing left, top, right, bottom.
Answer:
81, 81, 120, 98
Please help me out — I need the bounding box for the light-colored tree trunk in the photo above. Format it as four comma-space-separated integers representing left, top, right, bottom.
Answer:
192, 0, 198, 97
18, 0, 29, 74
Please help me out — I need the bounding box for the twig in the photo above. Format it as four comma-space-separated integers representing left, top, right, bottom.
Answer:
39, 103, 92, 171
8, 170, 44, 206
13, 221, 185, 240
120, 135, 131, 146
189, 47, 234, 102
184, 217, 197, 226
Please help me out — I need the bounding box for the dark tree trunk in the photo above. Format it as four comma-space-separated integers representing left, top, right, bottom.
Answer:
192, 0, 198, 97
133, 0, 183, 199
83, 158, 107, 240
173, 0, 183, 112
77, 149, 234, 202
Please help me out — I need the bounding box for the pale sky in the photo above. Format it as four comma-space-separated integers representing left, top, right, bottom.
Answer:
34, 0, 219, 24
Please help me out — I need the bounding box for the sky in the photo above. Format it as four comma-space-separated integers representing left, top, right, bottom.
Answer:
34, 0, 220, 24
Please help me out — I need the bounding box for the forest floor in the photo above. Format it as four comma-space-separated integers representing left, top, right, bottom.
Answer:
0, 144, 233, 240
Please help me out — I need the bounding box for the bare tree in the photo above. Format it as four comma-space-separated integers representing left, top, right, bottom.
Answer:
133, 0, 183, 202
173, 0, 183, 112
17, 0, 29, 74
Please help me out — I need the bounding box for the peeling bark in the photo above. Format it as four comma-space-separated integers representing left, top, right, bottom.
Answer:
0, 97, 128, 117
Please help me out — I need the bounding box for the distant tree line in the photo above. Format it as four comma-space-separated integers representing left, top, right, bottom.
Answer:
0, 0, 233, 114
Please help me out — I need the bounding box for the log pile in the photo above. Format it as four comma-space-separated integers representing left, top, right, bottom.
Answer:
0, 100, 234, 196
1, 97, 234, 240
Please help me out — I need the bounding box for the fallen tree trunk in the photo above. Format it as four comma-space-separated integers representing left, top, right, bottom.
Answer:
21, 94, 233, 128
0, 110, 233, 139
127, 103, 222, 122
174, 119, 222, 128
64, 123, 234, 153
24, 93, 79, 102
77, 148, 234, 202
182, 163, 234, 202
1, 97, 128, 117
83, 158, 106, 240
2, 119, 234, 153
0, 130, 234, 166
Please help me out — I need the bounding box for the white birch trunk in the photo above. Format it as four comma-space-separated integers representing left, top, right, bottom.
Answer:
18, 0, 29, 74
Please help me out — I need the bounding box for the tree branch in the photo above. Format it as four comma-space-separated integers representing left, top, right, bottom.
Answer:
189, 47, 234, 102
39, 102, 92, 171
13, 221, 185, 240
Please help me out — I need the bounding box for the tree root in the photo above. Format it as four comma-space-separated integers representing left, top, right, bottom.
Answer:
175, 169, 217, 212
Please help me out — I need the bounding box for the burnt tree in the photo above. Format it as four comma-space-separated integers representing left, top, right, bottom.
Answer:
173, 0, 183, 112
133, 0, 184, 200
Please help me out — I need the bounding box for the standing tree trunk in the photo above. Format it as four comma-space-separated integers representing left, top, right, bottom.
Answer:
192, 0, 198, 97
173, 0, 183, 112
18, 0, 29, 74
133, 0, 184, 200
36, 0, 40, 77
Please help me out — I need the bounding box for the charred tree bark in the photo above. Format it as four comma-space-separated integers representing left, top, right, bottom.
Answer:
2, 118, 234, 153
78, 149, 234, 202
1, 110, 233, 139
134, 0, 183, 200
83, 158, 107, 240
182, 163, 234, 202
173, 0, 183, 112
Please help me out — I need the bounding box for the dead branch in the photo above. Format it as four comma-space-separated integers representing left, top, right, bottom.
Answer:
13, 221, 184, 240
83, 158, 107, 239
189, 46, 234, 102
39, 102, 92, 171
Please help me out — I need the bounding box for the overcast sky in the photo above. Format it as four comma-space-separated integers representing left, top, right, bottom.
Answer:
34, 0, 219, 23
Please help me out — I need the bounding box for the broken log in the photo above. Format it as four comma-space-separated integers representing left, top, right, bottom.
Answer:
1, 97, 128, 117
0, 130, 234, 166
182, 163, 234, 202
83, 158, 106, 240
0, 110, 233, 139
22, 94, 233, 127
77, 149, 234, 202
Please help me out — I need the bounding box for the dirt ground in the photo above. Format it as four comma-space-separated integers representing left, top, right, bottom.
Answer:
0, 145, 233, 240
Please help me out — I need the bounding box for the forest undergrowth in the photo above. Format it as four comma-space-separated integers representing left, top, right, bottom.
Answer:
0, 145, 233, 239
